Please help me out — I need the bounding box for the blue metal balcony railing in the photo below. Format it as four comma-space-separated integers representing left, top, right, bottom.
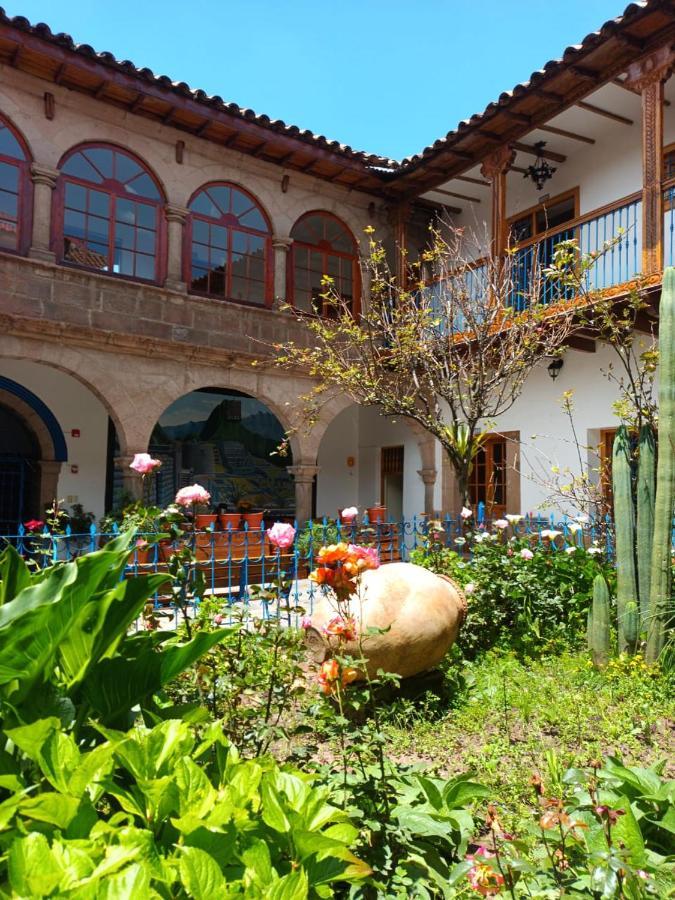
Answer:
509, 194, 642, 311
663, 183, 675, 268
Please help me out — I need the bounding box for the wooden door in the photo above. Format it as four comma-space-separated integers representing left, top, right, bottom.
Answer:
469, 436, 507, 518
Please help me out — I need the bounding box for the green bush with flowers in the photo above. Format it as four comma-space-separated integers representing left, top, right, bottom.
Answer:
410, 520, 614, 658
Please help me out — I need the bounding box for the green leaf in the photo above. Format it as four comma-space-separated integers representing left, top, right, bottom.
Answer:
179, 846, 227, 899
8, 832, 64, 896
0, 544, 32, 605
443, 778, 491, 809
264, 868, 309, 900
261, 778, 291, 833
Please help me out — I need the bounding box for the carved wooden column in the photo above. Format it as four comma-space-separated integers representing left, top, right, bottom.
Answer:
272, 236, 292, 302
480, 146, 516, 257
28, 163, 58, 262
164, 205, 189, 292
626, 47, 675, 275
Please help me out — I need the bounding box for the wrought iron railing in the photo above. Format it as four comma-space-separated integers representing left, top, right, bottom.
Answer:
4, 509, 619, 626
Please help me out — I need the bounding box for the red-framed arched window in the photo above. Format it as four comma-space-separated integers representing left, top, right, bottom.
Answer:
0, 113, 31, 255
289, 212, 360, 315
187, 182, 272, 306
56, 143, 164, 282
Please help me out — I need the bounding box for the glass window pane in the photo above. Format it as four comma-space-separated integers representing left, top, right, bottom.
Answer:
89, 215, 109, 244
0, 161, 18, 193
247, 281, 266, 305
135, 253, 155, 280
0, 188, 17, 219
64, 209, 86, 238
136, 228, 155, 254
248, 234, 265, 256
0, 221, 17, 248
116, 198, 136, 225
114, 151, 142, 184
88, 189, 109, 217
65, 182, 87, 212
192, 219, 209, 244
62, 153, 102, 183
230, 275, 249, 301
190, 190, 220, 218
230, 188, 251, 216
232, 231, 247, 254
211, 224, 228, 249
114, 223, 135, 250
114, 248, 135, 276
209, 246, 227, 269
239, 206, 267, 232
206, 186, 231, 216
192, 243, 209, 268
209, 269, 225, 295
291, 214, 322, 244
136, 203, 155, 229
0, 125, 23, 160
191, 268, 209, 291
125, 172, 160, 200
83, 148, 113, 179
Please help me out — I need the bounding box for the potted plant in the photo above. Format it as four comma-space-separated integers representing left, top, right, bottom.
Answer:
366, 502, 387, 524
216, 503, 241, 532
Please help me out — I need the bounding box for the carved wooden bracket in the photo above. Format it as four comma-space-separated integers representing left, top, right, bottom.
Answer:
625, 45, 675, 91
480, 145, 516, 182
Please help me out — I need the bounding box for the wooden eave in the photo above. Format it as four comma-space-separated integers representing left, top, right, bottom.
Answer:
387, 2, 675, 198
0, 21, 389, 195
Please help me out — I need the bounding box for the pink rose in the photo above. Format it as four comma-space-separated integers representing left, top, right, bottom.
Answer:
520, 548, 534, 560
347, 544, 380, 570
267, 522, 296, 550
214, 613, 224, 625
129, 453, 161, 475
175, 484, 211, 507
300, 616, 313, 630
494, 519, 509, 530
464, 582, 476, 595
340, 506, 358, 522
460, 506, 473, 519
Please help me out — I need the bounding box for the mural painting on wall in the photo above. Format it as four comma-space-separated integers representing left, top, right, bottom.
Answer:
149, 389, 294, 514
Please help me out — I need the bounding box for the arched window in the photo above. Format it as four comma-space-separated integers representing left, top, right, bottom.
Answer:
0, 114, 30, 254
187, 183, 272, 306
290, 212, 359, 315
57, 144, 163, 282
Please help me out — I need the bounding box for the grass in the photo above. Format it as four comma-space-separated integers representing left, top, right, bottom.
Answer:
382, 649, 675, 829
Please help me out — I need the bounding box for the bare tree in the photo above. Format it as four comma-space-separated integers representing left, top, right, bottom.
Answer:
272, 224, 610, 506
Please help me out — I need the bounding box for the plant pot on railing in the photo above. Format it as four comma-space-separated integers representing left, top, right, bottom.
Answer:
366, 505, 387, 524
243, 511, 264, 529
195, 513, 218, 530
219, 512, 241, 531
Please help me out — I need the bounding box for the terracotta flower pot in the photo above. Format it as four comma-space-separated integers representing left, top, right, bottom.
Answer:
366, 505, 387, 524
219, 512, 241, 531
195, 514, 218, 529
243, 511, 264, 530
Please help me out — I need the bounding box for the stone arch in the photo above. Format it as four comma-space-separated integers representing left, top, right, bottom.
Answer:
0, 376, 67, 461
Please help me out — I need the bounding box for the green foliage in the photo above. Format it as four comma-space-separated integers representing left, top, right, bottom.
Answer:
637, 424, 656, 628
649, 267, 675, 662
410, 532, 611, 658
0, 718, 371, 897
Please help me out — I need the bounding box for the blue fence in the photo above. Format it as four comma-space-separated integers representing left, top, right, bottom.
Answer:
4, 509, 617, 626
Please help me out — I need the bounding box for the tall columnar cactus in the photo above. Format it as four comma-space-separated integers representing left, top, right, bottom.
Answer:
612, 425, 638, 653
648, 267, 675, 662
636, 424, 655, 628
588, 574, 611, 668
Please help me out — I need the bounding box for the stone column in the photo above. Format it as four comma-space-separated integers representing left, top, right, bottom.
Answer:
164, 205, 189, 292
114, 454, 143, 501
417, 467, 437, 517
38, 460, 62, 511
28, 163, 59, 262
480, 146, 516, 258
272, 236, 292, 303
626, 47, 675, 275
288, 463, 320, 524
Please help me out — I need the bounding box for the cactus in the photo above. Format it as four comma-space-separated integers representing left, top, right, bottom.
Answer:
612, 425, 638, 653
636, 424, 655, 629
648, 267, 675, 663
623, 600, 639, 655
588, 574, 611, 668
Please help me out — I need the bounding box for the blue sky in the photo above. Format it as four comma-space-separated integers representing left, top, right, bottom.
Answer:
5, 0, 625, 159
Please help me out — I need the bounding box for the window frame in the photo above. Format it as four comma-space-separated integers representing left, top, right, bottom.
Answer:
507, 187, 580, 247
185, 181, 274, 308
0, 113, 32, 257
54, 142, 166, 285
288, 210, 361, 317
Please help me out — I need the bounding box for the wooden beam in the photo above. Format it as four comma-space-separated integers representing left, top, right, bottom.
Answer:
500, 110, 532, 125
566, 334, 596, 353
511, 165, 529, 175
456, 174, 491, 187
614, 76, 671, 106
575, 100, 633, 125
512, 141, 567, 163
475, 129, 502, 143
162, 106, 176, 125
569, 64, 600, 81
531, 87, 564, 104
613, 31, 645, 51
53, 62, 67, 84
196, 119, 211, 136
94, 79, 109, 99
430, 187, 481, 203
538, 123, 595, 144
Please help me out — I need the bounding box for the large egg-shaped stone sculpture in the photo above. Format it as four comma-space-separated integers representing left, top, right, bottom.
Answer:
304, 562, 466, 680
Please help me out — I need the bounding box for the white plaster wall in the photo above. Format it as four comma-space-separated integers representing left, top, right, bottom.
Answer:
0, 359, 109, 519
484, 340, 649, 516
316, 405, 425, 520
